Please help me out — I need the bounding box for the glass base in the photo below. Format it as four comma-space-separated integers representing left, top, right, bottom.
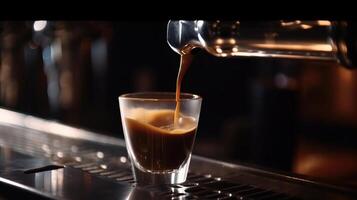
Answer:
132, 160, 190, 186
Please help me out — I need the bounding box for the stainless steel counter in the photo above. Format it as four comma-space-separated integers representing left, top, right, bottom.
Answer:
0, 108, 355, 200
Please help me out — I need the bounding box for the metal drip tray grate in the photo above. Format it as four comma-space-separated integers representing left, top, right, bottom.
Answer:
0, 124, 302, 199
143, 175, 301, 200
0, 109, 356, 200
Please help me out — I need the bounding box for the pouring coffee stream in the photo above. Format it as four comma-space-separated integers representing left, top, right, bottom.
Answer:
174, 45, 196, 128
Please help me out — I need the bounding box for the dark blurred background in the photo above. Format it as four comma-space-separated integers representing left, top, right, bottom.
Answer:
1, 21, 357, 187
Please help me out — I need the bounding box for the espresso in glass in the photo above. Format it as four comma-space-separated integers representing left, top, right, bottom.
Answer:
119, 93, 201, 185
124, 109, 196, 171
119, 45, 200, 185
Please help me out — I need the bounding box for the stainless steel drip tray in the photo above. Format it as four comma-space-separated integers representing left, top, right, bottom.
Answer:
0, 108, 356, 200
0, 146, 152, 200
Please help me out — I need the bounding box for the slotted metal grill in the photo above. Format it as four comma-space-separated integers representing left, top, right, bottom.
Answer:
0, 109, 355, 200
0, 124, 304, 199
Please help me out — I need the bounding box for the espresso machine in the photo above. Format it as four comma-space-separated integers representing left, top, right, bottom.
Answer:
167, 20, 357, 68
0, 21, 356, 200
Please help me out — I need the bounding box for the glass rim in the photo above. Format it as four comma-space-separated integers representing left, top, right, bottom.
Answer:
118, 92, 202, 102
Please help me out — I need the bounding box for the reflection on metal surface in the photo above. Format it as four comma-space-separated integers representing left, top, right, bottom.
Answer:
120, 156, 127, 163
232, 46, 238, 52
251, 43, 333, 52
125, 187, 154, 200
33, 21, 47, 32
56, 152, 63, 158
215, 47, 223, 53
300, 24, 313, 29
71, 145, 78, 153
75, 157, 82, 162
0, 176, 54, 199
35, 169, 64, 196
281, 20, 302, 26
317, 20, 332, 26
96, 151, 104, 159
215, 38, 224, 45
224, 51, 335, 60
229, 38, 236, 45
42, 145, 50, 153
0, 109, 24, 125
0, 108, 125, 146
